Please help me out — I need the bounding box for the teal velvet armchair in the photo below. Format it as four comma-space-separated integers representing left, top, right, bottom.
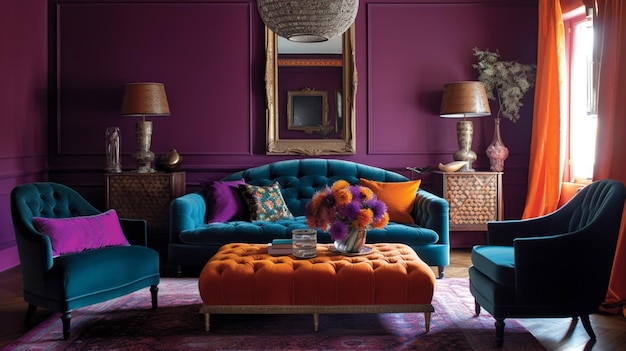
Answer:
469, 179, 626, 347
11, 182, 160, 340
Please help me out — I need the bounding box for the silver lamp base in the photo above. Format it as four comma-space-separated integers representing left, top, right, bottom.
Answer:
133, 120, 156, 173
453, 120, 477, 172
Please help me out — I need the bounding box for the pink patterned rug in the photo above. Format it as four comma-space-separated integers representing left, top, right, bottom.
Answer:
2, 278, 545, 350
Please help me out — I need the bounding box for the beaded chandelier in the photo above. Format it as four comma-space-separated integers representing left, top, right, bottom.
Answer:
257, 0, 359, 42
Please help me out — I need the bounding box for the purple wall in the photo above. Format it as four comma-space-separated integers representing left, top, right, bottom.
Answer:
0, 0, 48, 271
0, 0, 538, 271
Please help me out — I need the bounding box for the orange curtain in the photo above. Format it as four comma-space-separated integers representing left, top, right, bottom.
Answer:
522, 0, 565, 219
592, 0, 626, 316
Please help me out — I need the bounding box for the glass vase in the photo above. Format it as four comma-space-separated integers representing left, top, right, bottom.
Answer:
105, 127, 122, 173
486, 118, 509, 172
334, 226, 367, 253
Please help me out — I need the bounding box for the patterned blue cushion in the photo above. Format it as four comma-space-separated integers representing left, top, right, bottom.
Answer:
238, 182, 294, 222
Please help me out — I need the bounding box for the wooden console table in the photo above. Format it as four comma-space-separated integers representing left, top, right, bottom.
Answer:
430, 171, 503, 231
105, 171, 186, 256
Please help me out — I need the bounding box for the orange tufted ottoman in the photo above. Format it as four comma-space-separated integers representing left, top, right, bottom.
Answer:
198, 243, 436, 332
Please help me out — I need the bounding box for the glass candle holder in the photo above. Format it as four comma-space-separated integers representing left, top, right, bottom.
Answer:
292, 229, 317, 258
105, 127, 122, 173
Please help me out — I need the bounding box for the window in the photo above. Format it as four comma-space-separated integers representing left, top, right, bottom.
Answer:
564, 9, 596, 183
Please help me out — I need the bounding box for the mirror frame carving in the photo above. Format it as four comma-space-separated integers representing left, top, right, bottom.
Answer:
265, 25, 357, 155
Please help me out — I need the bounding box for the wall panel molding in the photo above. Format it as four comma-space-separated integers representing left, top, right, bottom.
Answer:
51, 1, 254, 158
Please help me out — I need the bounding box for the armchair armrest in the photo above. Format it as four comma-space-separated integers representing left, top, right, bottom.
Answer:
513, 229, 615, 305
412, 189, 449, 244
487, 214, 558, 246
169, 193, 207, 245
119, 218, 148, 246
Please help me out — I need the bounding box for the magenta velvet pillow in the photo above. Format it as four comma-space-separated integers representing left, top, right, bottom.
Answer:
32, 209, 130, 256
200, 179, 250, 223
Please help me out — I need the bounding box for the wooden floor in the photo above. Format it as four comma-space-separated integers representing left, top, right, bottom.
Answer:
1, 249, 626, 350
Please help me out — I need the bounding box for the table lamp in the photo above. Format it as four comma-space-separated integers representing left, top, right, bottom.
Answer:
121, 82, 170, 173
439, 81, 491, 172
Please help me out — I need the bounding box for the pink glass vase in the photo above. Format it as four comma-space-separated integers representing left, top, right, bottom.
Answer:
486, 118, 509, 172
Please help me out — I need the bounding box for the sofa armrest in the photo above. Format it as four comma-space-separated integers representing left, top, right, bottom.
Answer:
170, 192, 207, 244
412, 189, 449, 245
119, 218, 148, 246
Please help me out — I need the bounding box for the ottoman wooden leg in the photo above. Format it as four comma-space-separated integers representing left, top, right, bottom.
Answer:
204, 313, 210, 331
424, 312, 431, 332
313, 312, 320, 332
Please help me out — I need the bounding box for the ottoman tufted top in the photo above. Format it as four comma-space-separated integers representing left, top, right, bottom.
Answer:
199, 243, 436, 306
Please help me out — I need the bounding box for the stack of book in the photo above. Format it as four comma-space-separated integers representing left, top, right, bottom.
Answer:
267, 239, 293, 256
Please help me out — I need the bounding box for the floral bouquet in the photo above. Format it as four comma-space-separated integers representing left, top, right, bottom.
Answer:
305, 180, 389, 251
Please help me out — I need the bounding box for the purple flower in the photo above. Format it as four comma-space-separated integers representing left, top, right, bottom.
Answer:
329, 221, 348, 241
339, 201, 361, 222
349, 186, 362, 201
366, 200, 388, 221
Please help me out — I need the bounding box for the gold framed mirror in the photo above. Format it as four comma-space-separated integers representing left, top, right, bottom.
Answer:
265, 25, 357, 155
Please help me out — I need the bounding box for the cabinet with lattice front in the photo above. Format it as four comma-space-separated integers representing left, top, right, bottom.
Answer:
105, 172, 186, 255
431, 171, 503, 231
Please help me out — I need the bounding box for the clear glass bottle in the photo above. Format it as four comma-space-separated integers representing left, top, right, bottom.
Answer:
105, 127, 122, 173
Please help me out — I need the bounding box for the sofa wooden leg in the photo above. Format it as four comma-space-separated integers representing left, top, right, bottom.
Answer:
61, 312, 71, 340
150, 285, 159, 309
474, 300, 481, 316
495, 318, 505, 347
437, 266, 445, 279
23, 303, 37, 329
204, 313, 210, 331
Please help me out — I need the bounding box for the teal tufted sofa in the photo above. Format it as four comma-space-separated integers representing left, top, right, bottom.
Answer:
169, 159, 450, 277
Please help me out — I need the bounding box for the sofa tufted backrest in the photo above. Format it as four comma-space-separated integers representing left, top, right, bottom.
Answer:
222, 159, 410, 217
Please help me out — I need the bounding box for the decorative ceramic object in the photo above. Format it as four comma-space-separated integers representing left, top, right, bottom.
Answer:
486, 118, 509, 172
438, 161, 468, 172
156, 149, 182, 172
105, 127, 122, 173
334, 226, 367, 253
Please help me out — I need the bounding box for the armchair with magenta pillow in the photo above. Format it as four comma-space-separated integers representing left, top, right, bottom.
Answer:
11, 182, 160, 340
170, 158, 450, 277
469, 179, 626, 347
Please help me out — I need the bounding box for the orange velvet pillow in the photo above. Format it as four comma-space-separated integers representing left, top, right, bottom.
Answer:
359, 179, 421, 224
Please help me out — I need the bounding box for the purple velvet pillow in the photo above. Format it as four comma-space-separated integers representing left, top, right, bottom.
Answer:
200, 179, 250, 223
32, 209, 130, 257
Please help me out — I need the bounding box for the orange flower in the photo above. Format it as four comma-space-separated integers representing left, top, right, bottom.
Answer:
359, 186, 374, 201
355, 208, 374, 229
372, 212, 390, 229
331, 180, 350, 192
308, 192, 325, 214
306, 216, 317, 229
333, 188, 352, 206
